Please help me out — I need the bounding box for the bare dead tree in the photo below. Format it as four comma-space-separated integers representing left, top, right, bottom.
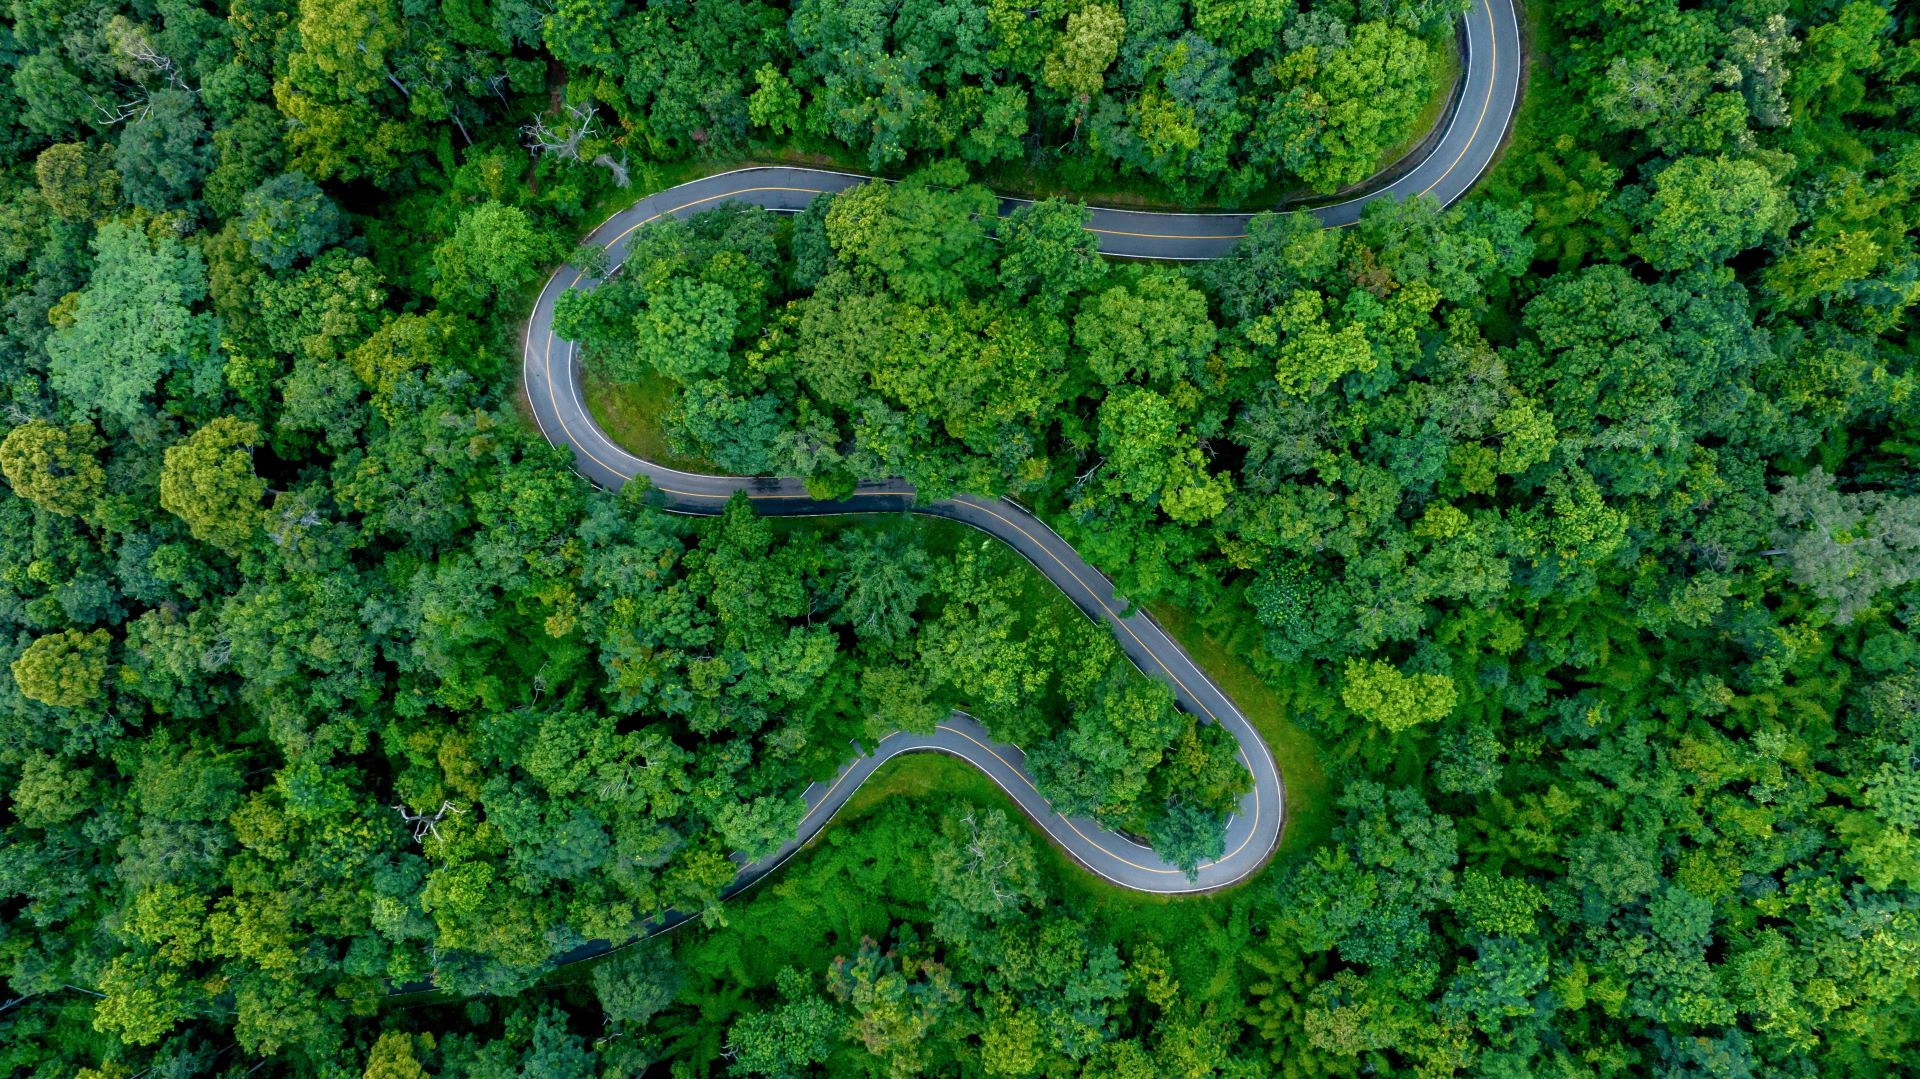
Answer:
523, 100, 600, 161
108, 18, 191, 91
91, 95, 151, 126
1065, 457, 1104, 504
591, 152, 631, 188
265, 505, 323, 548
201, 636, 233, 671
392, 800, 465, 843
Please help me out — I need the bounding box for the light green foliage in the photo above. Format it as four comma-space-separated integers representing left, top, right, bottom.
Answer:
633, 278, 738, 382
1043, 3, 1125, 102
11, 627, 112, 707
160, 417, 268, 554
1075, 270, 1216, 386
1257, 288, 1378, 396
748, 64, 803, 136
1095, 386, 1233, 523
1262, 22, 1436, 192
0, 420, 105, 517
1638, 155, 1789, 269
433, 200, 543, 305
1454, 868, 1546, 937
1340, 658, 1457, 732
347, 311, 475, 417
45, 223, 218, 423
824, 165, 997, 306
34, 143, 120, 222
275, 0, 424, 180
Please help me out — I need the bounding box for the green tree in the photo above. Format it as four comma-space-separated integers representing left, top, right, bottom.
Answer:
996, 198, 1104, 312
1454, 868, 1547, 937
1769, 467, 1920, 625
45, 223, 219, 423
433, 200, 544, 306
1075, 269, 1217, 387
830, 524, 933, 651
347, 311, 477, 417
827, 935, 962, 1073
728, 967, 840, 1077
1042, 3, 1124, 109
34, 143, 120, 222
237, 173, 345, 270
749, 63, 803, 136
590, 939, 681, 1029
115, 90, 212, 212
1637, 155, 1788, 269
632, 278, 738, 383
1341, 658, 1457, 733
11, 627, 112, 707
274, 0, 425, 180
1263, 22, 1435, 191
0, 420, 105, 517
160, 417, 268, 554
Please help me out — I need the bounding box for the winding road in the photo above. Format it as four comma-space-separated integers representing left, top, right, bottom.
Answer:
519, 0, 1520, 932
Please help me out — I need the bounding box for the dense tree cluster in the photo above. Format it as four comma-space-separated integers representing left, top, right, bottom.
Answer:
1, 0, 1918, 1074
552, 0, 1917, 1073
540, 0, 1460, 200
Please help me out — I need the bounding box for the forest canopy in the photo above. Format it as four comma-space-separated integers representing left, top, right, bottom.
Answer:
3, 0, 1920, 1076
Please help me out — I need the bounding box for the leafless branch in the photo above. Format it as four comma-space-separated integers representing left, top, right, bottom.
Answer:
523, 101, 600, 161
591, 152, 631, 188
392, 799, 466, 843
961, 812, 1019, 905
109, 19, 191, 90
91, 94, 150, 126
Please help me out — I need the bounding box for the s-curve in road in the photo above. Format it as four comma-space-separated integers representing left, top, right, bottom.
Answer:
519, 0, 1519, 910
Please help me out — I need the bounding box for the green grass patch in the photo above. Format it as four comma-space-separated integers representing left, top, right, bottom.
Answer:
700, 750, 1279, 1020
579, 368, 723, 474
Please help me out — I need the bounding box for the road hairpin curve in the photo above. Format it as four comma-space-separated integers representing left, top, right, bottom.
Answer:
487, 0, 1520, 988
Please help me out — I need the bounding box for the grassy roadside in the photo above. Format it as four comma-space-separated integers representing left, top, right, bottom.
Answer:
1479, 0, 1553, 197
579, 367, 721, 473
1146, 601, 1334, 856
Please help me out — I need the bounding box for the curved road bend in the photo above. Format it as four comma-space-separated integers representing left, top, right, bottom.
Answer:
517, 0, 1519, 925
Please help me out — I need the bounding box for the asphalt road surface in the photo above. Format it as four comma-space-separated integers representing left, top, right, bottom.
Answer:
507, 0, 1521, 972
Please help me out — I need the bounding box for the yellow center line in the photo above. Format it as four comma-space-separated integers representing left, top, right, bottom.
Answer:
1418, 0, 1496, 198
1086, 225, 1246, 241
